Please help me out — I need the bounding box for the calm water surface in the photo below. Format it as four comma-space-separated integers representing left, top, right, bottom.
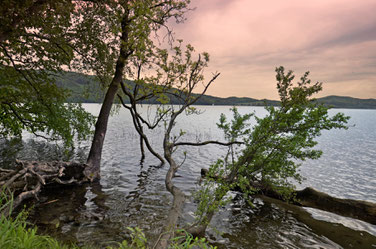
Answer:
1, 104, 375, 248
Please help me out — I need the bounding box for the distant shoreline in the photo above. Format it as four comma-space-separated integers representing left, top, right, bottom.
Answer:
57, 72, 376, 109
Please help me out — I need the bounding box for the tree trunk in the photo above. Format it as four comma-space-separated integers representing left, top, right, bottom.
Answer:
155, 122, 186, 248
246, 185, 376, 225
85, 78, 121, 181
85, 8, 131, 181
295, 187, 376, 225
259, 195, 376, 249
155, 154, 186, 249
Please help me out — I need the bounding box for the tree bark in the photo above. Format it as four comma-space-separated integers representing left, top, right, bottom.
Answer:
246, 185, 376, 225
85, 77, 122, 181
85, 6, 131, 181
154, 109, 186, 249
154, 148, 186, 249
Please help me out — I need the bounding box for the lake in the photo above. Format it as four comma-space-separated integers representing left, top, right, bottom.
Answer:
1, 104, 375, 248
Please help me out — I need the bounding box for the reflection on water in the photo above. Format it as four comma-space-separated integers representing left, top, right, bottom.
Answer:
0, 138, 88, 168
1, 104, 376, 248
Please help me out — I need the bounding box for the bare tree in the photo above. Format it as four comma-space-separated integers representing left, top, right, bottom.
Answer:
115, 43, 231, 248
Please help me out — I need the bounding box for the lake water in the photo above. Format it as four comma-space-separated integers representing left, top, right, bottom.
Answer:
1, 104, 375, 248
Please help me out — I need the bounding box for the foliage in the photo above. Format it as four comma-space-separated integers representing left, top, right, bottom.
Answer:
0, 1, 96, 147
0, 71, 95, 147
107, 227, 216, 249
106, 227, 147, 249
195, 66, 350, 224
0, 192, 76, 249
71, 0, 192, 84
169, 229, 216, 249
0, 213, 76, 249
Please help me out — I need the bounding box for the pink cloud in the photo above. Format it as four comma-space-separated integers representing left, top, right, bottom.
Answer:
170, 0, 376, 99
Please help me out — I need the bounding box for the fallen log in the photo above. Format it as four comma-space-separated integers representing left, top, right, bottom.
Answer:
200, 168, 376, 225
0, 160, 88, 215
259, 195, 376, 249
295, 187, 376, 225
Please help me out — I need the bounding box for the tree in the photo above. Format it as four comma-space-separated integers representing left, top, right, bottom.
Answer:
81, 0, 192, 180
0, 0, 95, 147
189, 66, 350, 236
0, 0, 115, 213
0, 0, 195, 215
115, 41, 229, 248
154, 46, 221, 249
1, 0, 191, 176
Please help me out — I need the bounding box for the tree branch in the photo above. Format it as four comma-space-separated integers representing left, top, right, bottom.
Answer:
173, 140, 243, 147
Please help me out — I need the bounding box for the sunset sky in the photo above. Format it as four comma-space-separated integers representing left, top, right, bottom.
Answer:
170, 0, 376, 100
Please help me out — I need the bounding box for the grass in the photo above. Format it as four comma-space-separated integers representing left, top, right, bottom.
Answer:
0, 192, 76, 249
0, 212, 76, 249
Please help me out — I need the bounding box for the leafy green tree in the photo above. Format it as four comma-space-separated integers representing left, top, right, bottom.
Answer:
0, 0, 95, 147
0, 0, 193, 176
190, 66, 350, 235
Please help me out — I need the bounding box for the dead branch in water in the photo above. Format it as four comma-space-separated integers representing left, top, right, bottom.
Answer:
0, 160, 88, 216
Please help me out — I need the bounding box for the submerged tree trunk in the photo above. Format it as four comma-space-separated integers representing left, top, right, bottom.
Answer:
85, 9, 131, 181
295, 187, 376, 225
85, 80, 122, 181
199, 169, 376, 232
247, 185, 376, 225
154, 146, 186, 249
85, 77, 122, 181
259, 195, 376, 249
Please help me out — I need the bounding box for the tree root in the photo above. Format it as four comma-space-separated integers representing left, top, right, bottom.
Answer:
0, 160, 88, 215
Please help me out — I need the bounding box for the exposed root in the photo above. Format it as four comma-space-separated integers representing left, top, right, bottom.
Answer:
0, 160, 88, 215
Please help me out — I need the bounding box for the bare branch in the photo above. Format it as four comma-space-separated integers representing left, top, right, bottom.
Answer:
173, 140, 243, 147
2, 168, 27, 189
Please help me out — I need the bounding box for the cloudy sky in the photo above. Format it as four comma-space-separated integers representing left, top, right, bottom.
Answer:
170, 0, 376, 100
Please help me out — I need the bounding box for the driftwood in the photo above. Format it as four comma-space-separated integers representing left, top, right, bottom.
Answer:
295, 187, 376, 225
0, 160, 88, 215
200, 168, 376, 226
259, 195, 376, 249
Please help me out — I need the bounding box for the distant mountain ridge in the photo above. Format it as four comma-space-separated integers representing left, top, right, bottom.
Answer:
55, 72, 376, 109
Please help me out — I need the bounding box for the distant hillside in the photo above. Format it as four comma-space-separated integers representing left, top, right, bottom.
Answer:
317, 96, 376, 109
55, 72, 105, 103
55, 72, 376, 109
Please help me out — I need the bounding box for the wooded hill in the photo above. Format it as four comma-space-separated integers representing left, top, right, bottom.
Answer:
56, 71, 376, 109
